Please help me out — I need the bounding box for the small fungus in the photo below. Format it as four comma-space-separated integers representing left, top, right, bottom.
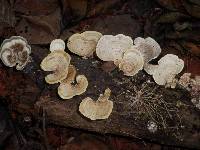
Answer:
96, 34, 133, 63
50, 39, 65, 52
134, 37, 161, 63
0, 36, 31, 70
58, 74, 88, 99
144, 54, 184, 88
147, 121, 158, 133
178, 73, 192, 89
79, 88, 113, 120
67, 31, 102, 57
118, 47, 144, 76
40, 51, 71, 84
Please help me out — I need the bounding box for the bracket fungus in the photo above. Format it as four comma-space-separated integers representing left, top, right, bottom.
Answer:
96, 34, 133, 63
134, 37, 161, 63
118, 47, 144, 76
144, 54, 184, 88
58, 71, 88, 99
40, 51, 71, 84
67, 31, 102, 57
50, 39, 65, 52
79, 88, 113, 120
0, 36, 31, 70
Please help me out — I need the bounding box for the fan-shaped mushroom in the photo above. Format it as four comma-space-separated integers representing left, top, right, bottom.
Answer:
0, 36, 31, 70
118, 47, 144, 76
67, 31, 102, 57
144, 54, 184, 88
58, 74, 88, 99
40, 51, 71, 84
50, 39, 65, 52
134, 37, 161, 63
96, 34, 133, 63
79, 88, 113, 120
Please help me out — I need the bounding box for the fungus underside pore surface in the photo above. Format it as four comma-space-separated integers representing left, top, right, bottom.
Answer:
1, 47, 200, 149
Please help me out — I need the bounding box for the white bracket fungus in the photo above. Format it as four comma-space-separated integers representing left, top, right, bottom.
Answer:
118, 47, 144, 76
41, 39, 71, 84
96, 34, 133, 63
79, 88, 113, 120
144, 54, 184, 88
50, 39, 65, 52
40, 51, 71, 84
0, 36, 31, 70
58, 72, 88, 99
134, 37, 161, 63
67, 31, 102, 57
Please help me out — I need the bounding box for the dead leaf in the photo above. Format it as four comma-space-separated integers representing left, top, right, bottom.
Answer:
16, 9, 61, 44
59, 134, 109, 150
60, 15, 142, 41
156, 12, 190, 23
182, 0, 200, 18
181, 42, 200, 57
87, 0, 121, 17
182, 56, 200, 75
166, 30, 200, 42
0, 0, 15, 27
14, 0, 59, 15
61, 0, 88, 26
155, 0, 184, 11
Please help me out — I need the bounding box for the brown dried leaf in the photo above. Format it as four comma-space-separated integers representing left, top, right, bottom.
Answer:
156, 0, 184, 11
16, 9, 61, 44
156, 12, 190, 23
0, 0, 15, 27
87, 0, 121, 17
61, 0, 88, 26
182, 0, 200, 18
60, 15, 142, 41
60, 134, 109, 150
166, 30, 200, 42
181, 42, 200, 57
14, 0, 59, 15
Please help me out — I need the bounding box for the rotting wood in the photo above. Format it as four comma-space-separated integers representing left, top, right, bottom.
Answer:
0, 47, 200, 149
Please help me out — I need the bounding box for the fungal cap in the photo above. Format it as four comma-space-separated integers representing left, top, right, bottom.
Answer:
152, 54, 184, 87
79, 88, 113, 120
118, 47, 144, 76
96, 34, 133, 62
67, 31, 102, 57
144, 64, 159, 75
50, 39, 65, 52
158, 54, 184, 74
134, 37, 161, 63
0, 36, 31, 70
58, 75, 88, 99
40, 51, 71, 84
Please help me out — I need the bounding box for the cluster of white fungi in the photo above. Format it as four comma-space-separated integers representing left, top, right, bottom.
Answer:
0, 31, 186, 121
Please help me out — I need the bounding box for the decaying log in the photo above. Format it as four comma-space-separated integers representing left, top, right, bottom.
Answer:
0, 46, 200, 149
